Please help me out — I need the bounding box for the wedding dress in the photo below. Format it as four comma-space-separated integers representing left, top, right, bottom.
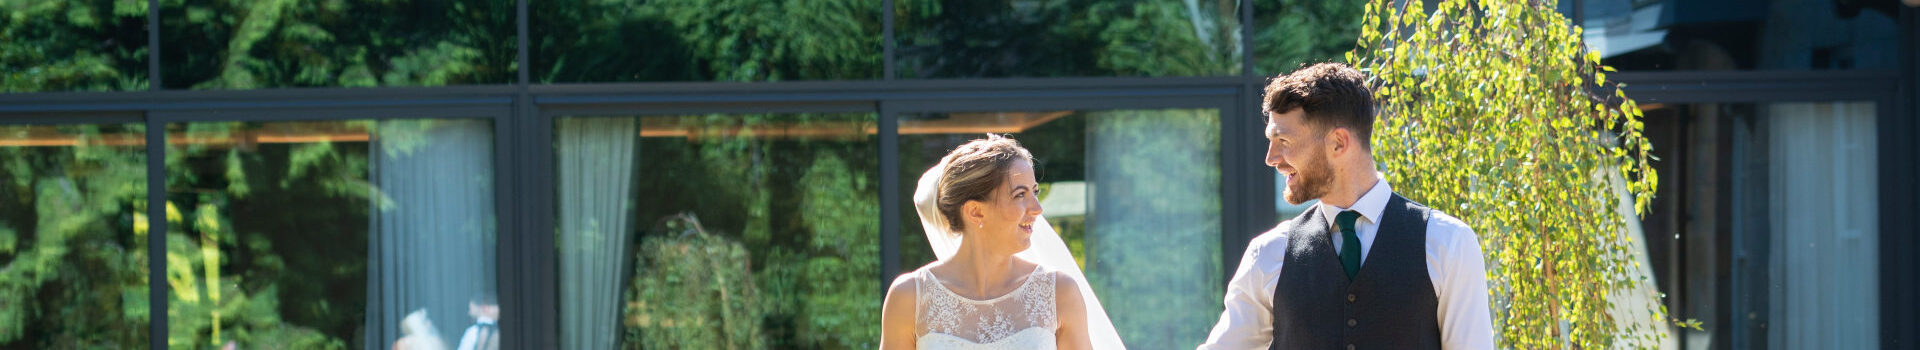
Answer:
913, 264, 1059, 350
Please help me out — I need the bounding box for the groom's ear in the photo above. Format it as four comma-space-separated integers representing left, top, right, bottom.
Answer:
1326, 127, 1353, 155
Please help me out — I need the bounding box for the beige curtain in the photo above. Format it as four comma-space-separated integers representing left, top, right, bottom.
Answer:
1767, 102, 1878, 349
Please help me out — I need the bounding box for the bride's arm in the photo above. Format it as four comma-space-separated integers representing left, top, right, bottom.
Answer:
1055, 273, 1093, 350
881, 274, 918, 350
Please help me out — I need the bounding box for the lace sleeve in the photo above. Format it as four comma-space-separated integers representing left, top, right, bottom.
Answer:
1026, 268, 1059, 331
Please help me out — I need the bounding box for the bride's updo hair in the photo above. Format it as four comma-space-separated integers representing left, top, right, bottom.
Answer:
936, 134, 1035, 232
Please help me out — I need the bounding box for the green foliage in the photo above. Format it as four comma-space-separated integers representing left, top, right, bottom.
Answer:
783, 153, 881, 348
157, 0, 513, 89
0, 0, 149, 92
1347, 0, 1665, 348
537, 0, 881, 82
0, 125, 149, 347
624, 214, 765, 350
894, 0, 1239, 78
616, 114, 882, 349
163, 226, 343, 350
1253, 0, 1364, 74
0, 121, 406, 348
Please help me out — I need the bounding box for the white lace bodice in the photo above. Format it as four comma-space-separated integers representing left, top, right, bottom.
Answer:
914, 264, 1059, 350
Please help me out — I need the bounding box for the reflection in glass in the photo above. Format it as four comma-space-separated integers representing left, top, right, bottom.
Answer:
534, 0, 882, 82
160, 0, 515, 89
0, 1, 149, 92
895, 0, 1241, 78
896, 109, 1222, 349
0, 123, 148, 347
1630, 102, 1880, 348
555, 113, 880, 349
1251, 0, 1362, 76
1586, 0, 1899, 71
1763, 102, 1877, 349
163, 119, 497, 349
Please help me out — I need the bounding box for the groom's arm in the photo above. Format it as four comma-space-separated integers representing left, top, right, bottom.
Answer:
1198, 232, 1286, 350
1431, 214, 1497, 350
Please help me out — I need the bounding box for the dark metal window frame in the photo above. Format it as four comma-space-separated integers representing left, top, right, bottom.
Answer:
0, 1, 1911, 349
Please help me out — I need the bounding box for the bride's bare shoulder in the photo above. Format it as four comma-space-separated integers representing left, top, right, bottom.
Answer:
882, 267, 923, 326
881, 267, 924, 348
887, 264, 932, 300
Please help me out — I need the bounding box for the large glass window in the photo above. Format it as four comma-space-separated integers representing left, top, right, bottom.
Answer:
895, 108, 1223, 349
1585, 0, 1900, 71
159, 0, 516, 89
553, 113, 880, 349
0, 122, 149, 347
0, 1, 149, 92
1633, 101, 1880, 349
162, 119, 498, 349
894, 1, 1241, 78
533, 0, 882, 82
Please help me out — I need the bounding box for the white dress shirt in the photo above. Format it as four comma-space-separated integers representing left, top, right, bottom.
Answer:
1198, 178, 1497, 350
456, 317, 498, 350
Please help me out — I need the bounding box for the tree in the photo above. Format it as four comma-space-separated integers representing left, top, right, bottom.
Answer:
536, 0, 881, 82
623, 214, 765, 350
158, 0, 513, 89
1252, 0, 1364, 74
1347, 0, 1677, 348
0, 125, 149, 347
0, 0, 148, 92
894, 0, 1239, 78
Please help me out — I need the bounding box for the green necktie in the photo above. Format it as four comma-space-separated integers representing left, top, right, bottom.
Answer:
1336, 210, 1362, 279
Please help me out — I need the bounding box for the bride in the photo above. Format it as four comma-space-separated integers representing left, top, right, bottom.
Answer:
880, 134, 1125, 350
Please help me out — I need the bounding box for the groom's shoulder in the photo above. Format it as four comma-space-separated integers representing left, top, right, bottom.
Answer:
1420, 208, 1483, 254
1389, 193, 1472, 233
1246, 212, 1311, 257
1413, 201, 1473, 235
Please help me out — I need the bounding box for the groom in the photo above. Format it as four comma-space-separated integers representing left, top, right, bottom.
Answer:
1199, 63, 1495, 350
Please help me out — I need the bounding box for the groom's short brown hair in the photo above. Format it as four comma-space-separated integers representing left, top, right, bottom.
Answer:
1263, 63, 1375, 149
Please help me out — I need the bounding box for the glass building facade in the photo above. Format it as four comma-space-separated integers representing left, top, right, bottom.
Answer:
0, 0, 1914, 349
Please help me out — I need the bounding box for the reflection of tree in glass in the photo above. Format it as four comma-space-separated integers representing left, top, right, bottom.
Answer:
537, 0, 881, 82
0, 123, 365, 348
0, 121, 498, 347
894, 0, 1240, 78
623, 213, 765, 350
0, 125, 150, 347
163, 122, 387, 349
1252, 0, 1364, 75
0, 1, 149, 92
622, 114, 879, 349
158, 0, 515, 89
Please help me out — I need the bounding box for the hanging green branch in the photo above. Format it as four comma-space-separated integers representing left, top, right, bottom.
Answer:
1347, 0, 1671, 348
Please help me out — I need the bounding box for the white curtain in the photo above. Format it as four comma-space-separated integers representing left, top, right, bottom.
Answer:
366, 119, 499, 348
1767, 102, 1878, 349
557, 117, 639, 349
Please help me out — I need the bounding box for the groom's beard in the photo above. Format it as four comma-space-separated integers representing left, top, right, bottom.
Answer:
1282, 150, 1333, 205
